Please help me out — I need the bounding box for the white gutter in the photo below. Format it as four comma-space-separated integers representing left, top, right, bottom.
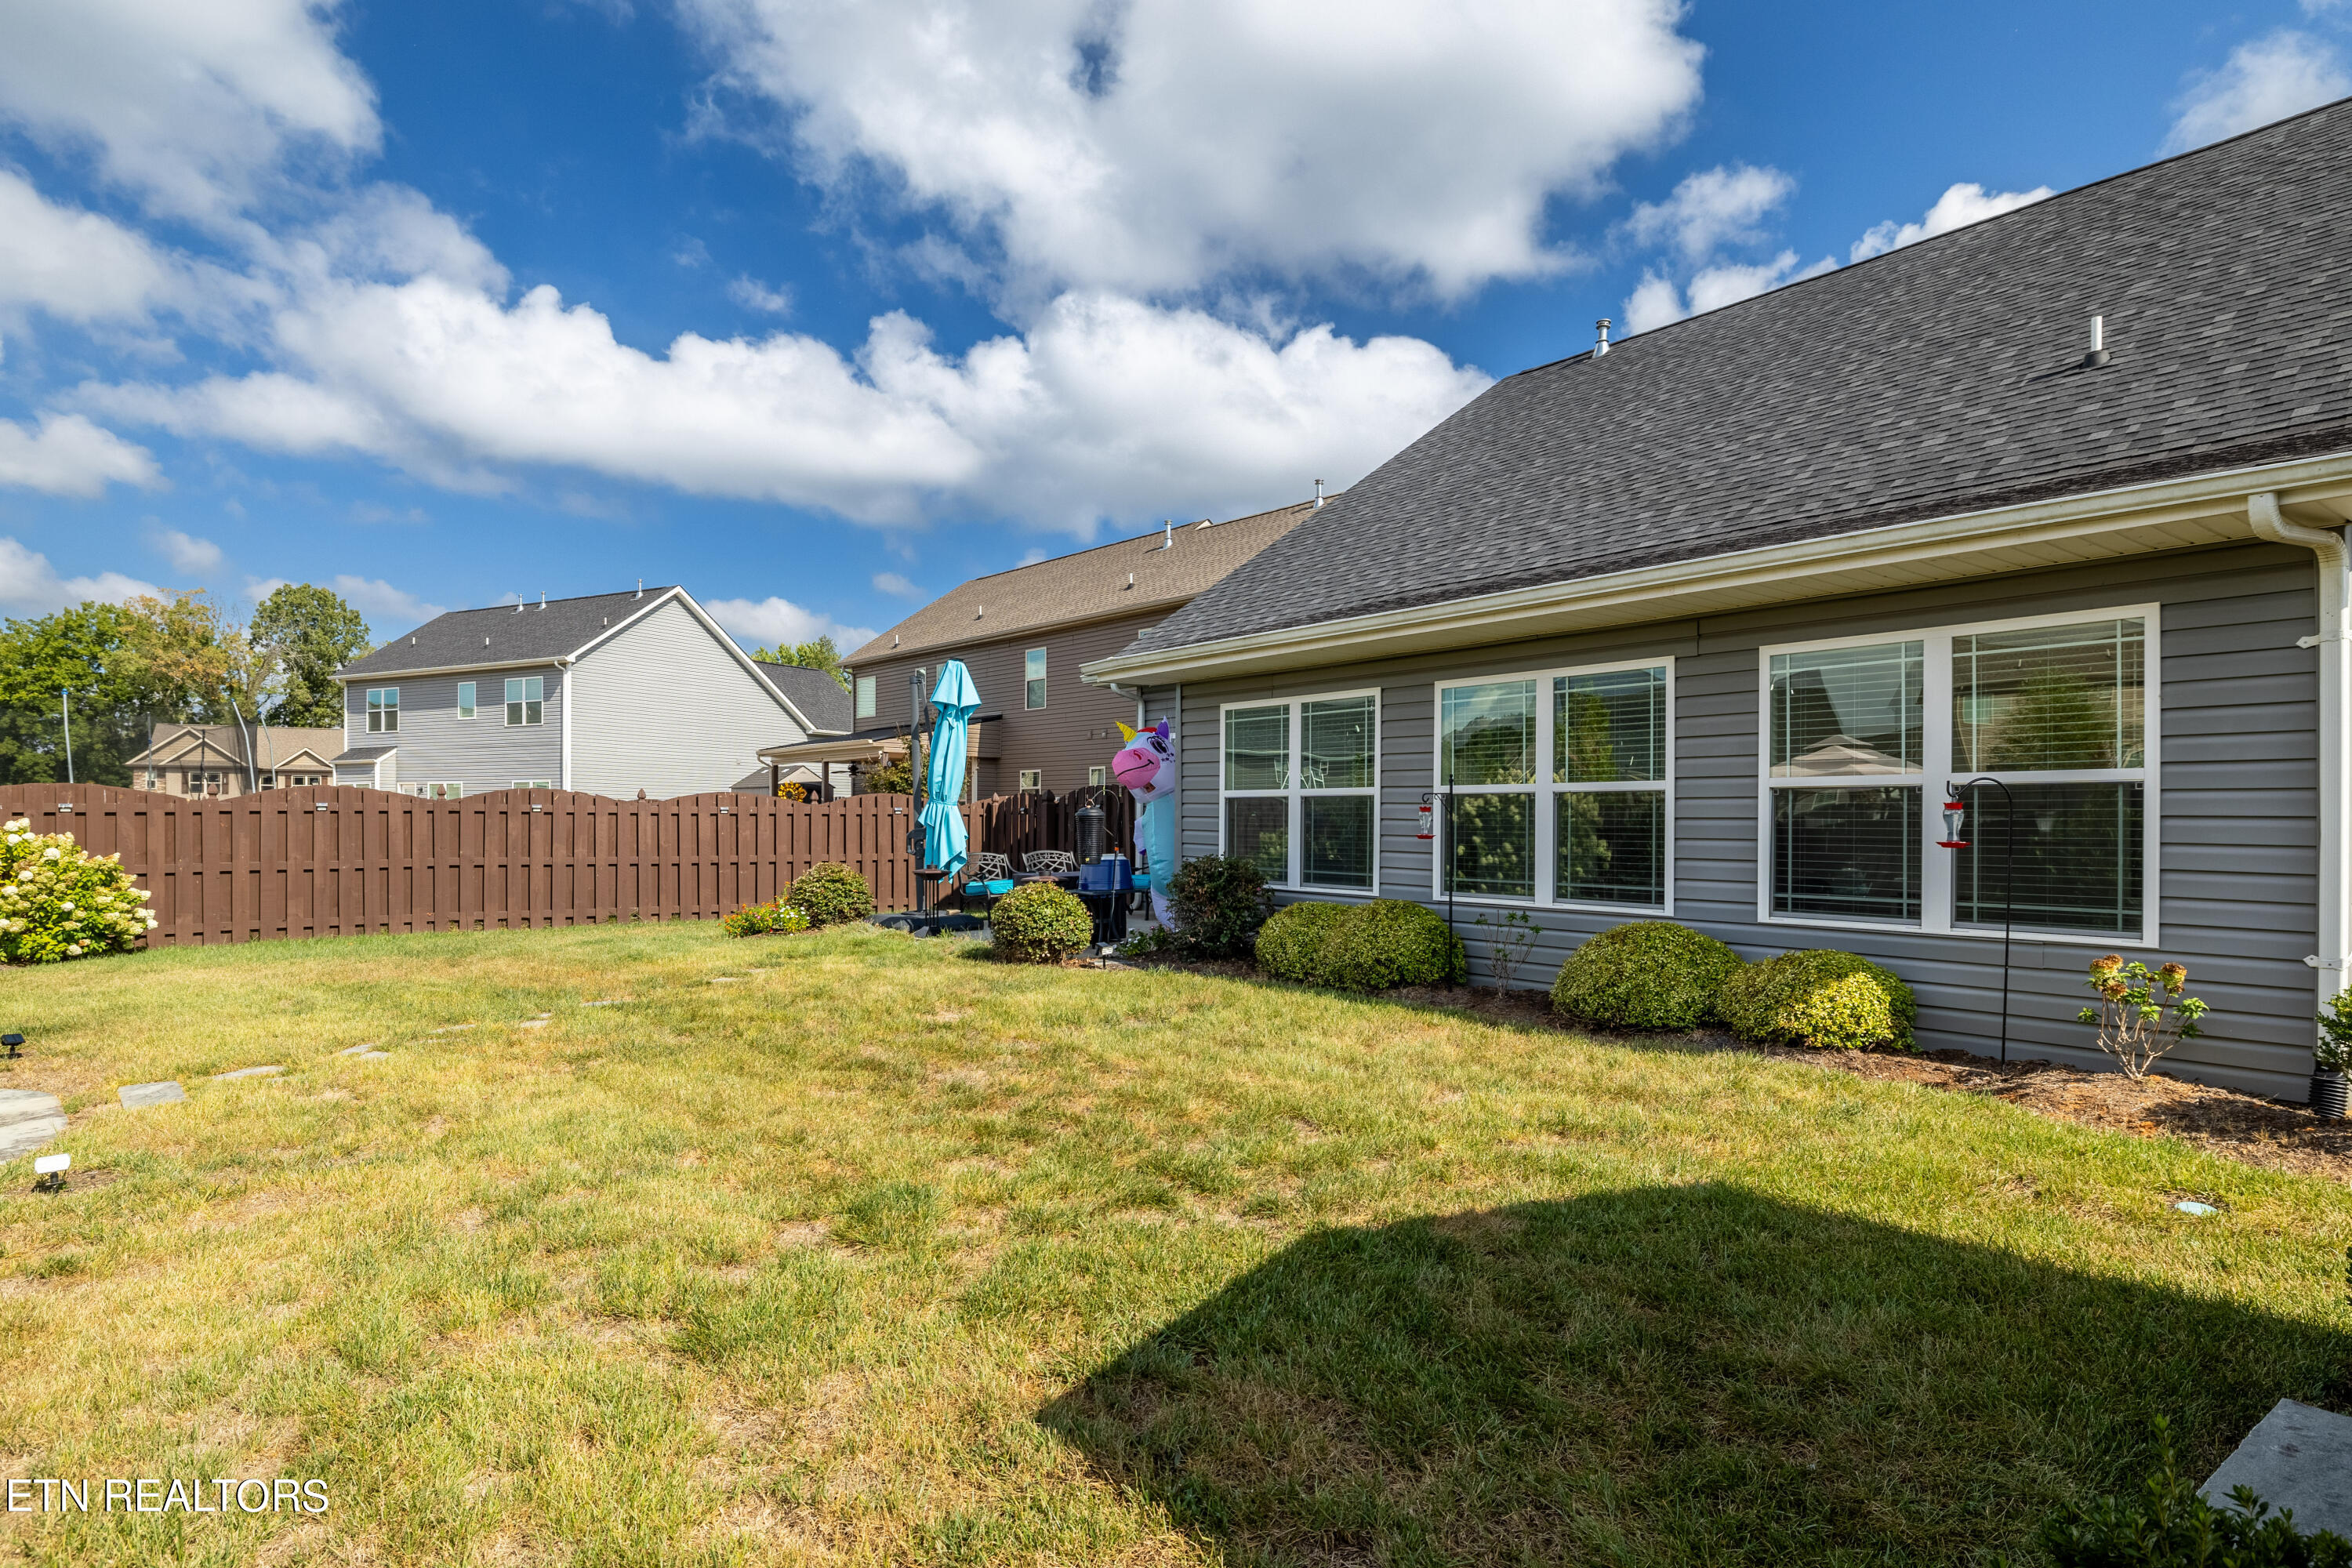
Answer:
2250, 491, 2350, 1042
1083, 448, 2352, 686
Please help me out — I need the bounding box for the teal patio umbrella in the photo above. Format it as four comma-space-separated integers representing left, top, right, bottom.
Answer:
920, 659, 979, 880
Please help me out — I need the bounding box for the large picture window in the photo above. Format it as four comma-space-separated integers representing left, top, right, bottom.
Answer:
1221, 693, 1377, 890
1437, 660, 1672, 910
1760, 609, 2154, 942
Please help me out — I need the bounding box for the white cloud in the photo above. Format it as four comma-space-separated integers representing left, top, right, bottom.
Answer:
1849, 181, 2054, 262
84, 279, 1491, 531
1623, 164, 1794, 263
0, 171, 170, 322
728, 275, 793, 314
148, 526, 223, 575
0, 413, 162, 497
0, 0, 379, 223
1620, 274, 1685, 336
2164, 31, 2349, 154
244, 571, 442, 628
0, 535, 164, 614
871, 571, 919, 596
1621, 252, 1834, 334
681, 0, 1704, 299
704, 594, 877, 652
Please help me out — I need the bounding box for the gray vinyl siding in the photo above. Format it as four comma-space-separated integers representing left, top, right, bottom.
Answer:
341, 668, 564, 793
1175, 539, 2322, 1097
568, 598, 807, 798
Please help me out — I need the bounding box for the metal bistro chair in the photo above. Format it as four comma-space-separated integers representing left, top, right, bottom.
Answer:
957, 853, 1015, 916
1022, 850, 1078, 877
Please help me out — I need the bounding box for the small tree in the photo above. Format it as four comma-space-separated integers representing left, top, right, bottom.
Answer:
2077, 954, 2207, 1079
2316, 989, 2352, 1076
1472, 908, 1537, 989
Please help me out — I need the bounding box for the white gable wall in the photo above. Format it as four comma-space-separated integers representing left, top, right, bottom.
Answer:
568, 597, 808, 798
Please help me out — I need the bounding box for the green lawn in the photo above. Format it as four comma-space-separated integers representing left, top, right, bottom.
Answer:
0, 921, 2345, 1566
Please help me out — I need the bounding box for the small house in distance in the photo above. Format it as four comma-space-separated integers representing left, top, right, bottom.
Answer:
767, 501, 1314, 797
128, 724, 344, 797
332, 586, 849, 799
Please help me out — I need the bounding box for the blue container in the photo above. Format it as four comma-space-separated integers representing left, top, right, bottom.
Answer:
1104, 854, 1132, 891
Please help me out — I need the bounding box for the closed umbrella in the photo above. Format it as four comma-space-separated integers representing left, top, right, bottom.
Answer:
920, 659, 979, 880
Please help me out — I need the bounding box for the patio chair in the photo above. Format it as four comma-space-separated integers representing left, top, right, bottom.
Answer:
957, 853, 1015, 915
1023, 850, 1079, 877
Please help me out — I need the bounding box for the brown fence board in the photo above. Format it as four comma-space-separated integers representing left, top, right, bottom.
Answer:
5, 782, 1140, 949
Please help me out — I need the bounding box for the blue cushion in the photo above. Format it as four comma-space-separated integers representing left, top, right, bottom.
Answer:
983, 879, 1015, 895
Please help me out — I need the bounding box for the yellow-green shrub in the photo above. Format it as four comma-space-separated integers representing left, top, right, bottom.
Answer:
1717, 949, 1916, 1051
0, 818, 155, 964
989, 881, 1095, 964
1550, 920, 1741, 1030
1314, 899, 1467, 993
1255, 901, 1352, 982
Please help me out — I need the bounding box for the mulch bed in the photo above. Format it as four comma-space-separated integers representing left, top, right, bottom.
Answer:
1128, 953, 2352, 1184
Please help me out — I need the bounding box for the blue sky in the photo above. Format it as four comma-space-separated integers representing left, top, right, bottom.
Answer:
0, 0, 2345, 653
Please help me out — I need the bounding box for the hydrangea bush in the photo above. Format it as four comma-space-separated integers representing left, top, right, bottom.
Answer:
0, 818, 157, 964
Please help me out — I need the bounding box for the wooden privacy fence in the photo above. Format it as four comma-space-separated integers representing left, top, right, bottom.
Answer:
4, 784, 944, 947
6, 782, 1142, 948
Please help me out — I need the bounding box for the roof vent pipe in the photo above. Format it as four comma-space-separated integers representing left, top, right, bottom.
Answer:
538, 592, 546, 608
1313, 479, 1324, 508
1162, 519, 1174, 550
514, 599, 524, 613
1593, 318, 1611, 358
636, 579, 643, 599
2083, 315, 2110, 368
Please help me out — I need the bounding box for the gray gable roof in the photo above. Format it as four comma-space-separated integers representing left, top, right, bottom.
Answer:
1136, 100, 2352, 658
339, 589, 682, 677
755, 662, 855, 733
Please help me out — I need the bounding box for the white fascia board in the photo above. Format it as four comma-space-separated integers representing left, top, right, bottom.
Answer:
571, 586, 821, 736
336, 655, 575, 683
1082, 448, 2352, 686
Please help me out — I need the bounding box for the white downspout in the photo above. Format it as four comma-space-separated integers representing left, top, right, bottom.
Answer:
2250, 491, 2350, 1045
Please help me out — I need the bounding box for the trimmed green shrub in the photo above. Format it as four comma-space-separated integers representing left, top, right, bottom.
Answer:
989, 880, 1095, 963
720, 899, 811, 938
1717, 949, 1916, 1051
1315, 899, 1468, 993
2040, 1417, 2352, 1565
787, 862, 873, 928
1550, 920, 1741, 1030
1168, 854, 1274, 958
0, 818, 155, 963
1255, 901, 1352, 982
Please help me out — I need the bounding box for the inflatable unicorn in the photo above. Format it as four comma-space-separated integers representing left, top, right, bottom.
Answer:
1111, 719, 1178, 929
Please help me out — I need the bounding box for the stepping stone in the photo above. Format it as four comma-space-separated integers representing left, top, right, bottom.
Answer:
583, 1000, 625, 1007
213, 1065, 284, 1080
2205, 1399, 2352, 1537
0, 1090, 66, 1160
355, 1051, 391, 1062
119, 1081, 186, 1109
517, 1019, 548, 1029
430, 1025, 477, 1034
334, 1044, 379, 1056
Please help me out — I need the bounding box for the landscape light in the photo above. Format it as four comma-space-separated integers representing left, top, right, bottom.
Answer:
2, 1033, 21, 1059
32, 1152, 67, 1192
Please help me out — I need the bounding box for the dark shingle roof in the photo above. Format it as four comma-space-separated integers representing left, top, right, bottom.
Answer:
1137, 100, 2352, 657
755, 662, 855, 733
850, 502, 1315, 665
339, 589, 681, 677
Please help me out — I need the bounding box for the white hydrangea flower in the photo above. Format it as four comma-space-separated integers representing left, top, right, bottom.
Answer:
42, 848, 60, 860
65, 945, 82, 956
16, 869, 32, 881
60, 903, 73, 913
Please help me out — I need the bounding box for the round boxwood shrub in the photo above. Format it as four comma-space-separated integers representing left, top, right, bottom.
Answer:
1315, 899, 1467, 993
989, 880, 1096, 963
720, 899, 811, 938
1717, 949, 1917, 1051
0, 818, 156, 963
1549, 920, 1742, 1030
1255, 900, 1352, 982
1167, 854, 1274, 958
787, 862, 873, 928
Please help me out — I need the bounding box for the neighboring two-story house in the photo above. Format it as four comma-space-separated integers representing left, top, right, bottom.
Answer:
764, 502, 1313, 797
332, 586, 849, 798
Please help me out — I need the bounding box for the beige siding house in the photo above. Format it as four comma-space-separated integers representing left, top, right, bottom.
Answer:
128, 725, 343, 797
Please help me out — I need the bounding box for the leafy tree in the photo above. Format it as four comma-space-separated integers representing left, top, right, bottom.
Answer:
118, 590, 237, 723
0, 603, 145, 786
250, 583, 372, 727
749, 634, 851, 692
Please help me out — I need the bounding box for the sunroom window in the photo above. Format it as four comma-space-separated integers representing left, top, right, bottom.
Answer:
1949, 618, 2145, 935
1767, 642, 1923, 923
1222, 695, 1377, 890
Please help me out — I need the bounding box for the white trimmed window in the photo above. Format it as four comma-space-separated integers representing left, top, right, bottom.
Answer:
855, 675, 876, 720
512, 779, 551, 790
423, 782, 463, 800
1435, 660, 1672, 910
504, 676, 544, 726
366, 688, 398, 733
1221, 691, 1377, 891
1024, 648, 1047, 710
1087, 765, 1107, 787
1018, 768, 1042, 790
458, 681, 476, 719
1760, 607, 2154, 943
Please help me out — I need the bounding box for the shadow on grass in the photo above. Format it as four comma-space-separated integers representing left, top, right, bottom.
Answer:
1038, 1184, 2351, 1567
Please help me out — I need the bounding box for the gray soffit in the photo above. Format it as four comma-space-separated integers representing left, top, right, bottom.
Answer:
339, 589, 681, 678
1135, 98, 2352, 658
